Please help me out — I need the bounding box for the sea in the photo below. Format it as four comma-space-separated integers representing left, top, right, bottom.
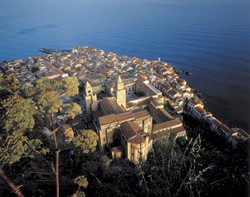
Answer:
0, 0, 249, 131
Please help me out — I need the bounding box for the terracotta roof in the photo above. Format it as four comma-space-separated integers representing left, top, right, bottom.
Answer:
98, 109, 150, 126
211, 119, 222, 126
137, 75, 148, 82
99, 97, 125, 115
150, 98, 162, 107
96, 50, 104, 53
129, 135, 145, 144
154, 108, 173, 122
152, 125, 185, 140
85, 47, 96, 51
195, 106, 206, 114
147, 102, 157, 112
98, 114, 117, 125
124, 78, 136, 86
133, 110, 150, 119
189, 97, 203, 106
46, 68, 63, 77
139, 82, 161, 96
176, 78, 185, 84
219, 124, 234, 135
153, 119, 182, 132
160, 67, 168, 72
138, 97, 152, 106
116, 111, 134, 122
45, 61, 56, 69
120, 121, 142, 140
86, 79, 103, 87
172, 73, 179, 78
166, 66, 173, 70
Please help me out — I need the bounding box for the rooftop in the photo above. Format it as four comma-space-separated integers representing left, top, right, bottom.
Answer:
153, 118, 182, 133
152, 125, 185, 140
99, 97, 125, 115
98, 114, 117, 125
120, 121, 145, 143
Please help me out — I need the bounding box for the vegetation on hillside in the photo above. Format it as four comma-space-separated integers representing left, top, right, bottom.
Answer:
0, 74, 249, 197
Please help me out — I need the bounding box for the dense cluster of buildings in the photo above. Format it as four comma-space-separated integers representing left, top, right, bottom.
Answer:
186, 97, 249, 147
84, 75, 186, 164
0, 46, 249, 164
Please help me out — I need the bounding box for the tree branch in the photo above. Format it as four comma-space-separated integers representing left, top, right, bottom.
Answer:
0, 168, 25, 197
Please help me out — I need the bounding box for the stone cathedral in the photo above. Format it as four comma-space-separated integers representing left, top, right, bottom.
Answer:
84, 75, 185, 164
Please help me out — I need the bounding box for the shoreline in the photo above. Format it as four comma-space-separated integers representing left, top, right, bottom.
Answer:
0, 46, 248, 145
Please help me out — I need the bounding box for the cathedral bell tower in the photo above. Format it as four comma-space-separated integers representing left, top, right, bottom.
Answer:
84, 81, 97, 121
115, 75, 126, 109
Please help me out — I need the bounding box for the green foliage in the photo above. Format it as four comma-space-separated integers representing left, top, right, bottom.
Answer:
74, 130, 98, 154
0, 134, 28, 166
71, 191, 86, 197
1, 71, 247, 197
0, 74, 20, 93
74, 175, 89, 189
34, 77, 79, 115
36, 77, 53, 90
64, 103, 82, 119
2, 94, 35, 133
36, 77, 63, 93
136, 87, 146, 97
37, 90, 62, 114
0, 132, 42, 167
23, 83, 36, 98
62, 76, 80, 97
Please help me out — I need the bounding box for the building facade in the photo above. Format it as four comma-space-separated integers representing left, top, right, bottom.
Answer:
84, 75, 186, 164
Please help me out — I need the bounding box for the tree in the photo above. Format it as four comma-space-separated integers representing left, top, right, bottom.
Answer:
37, 89, 62, 197
37, 90, 62, 119
34, 78, 64, 197
23, 83, 36, 98
0, 74, 20, 93
74, 175, 89, 189
2, 94, 35, 133
34, 77, 81, 197
0, 76, 100, 196
0, 76, 42, 197
64, 103, 82, 120
74, 129, 98, 154
136, 87, 146, 97
62, 76, 80, 97
72, 175, 88, 196
0, 168, 25, 197
0, 132, 42, 197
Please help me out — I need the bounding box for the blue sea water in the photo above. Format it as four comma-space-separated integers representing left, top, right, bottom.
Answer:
0, 0, 249, 131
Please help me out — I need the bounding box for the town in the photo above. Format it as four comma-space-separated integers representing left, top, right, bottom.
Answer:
0, 46, 249, 164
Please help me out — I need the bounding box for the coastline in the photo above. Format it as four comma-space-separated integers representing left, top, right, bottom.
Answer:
0, 46, 248, 145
